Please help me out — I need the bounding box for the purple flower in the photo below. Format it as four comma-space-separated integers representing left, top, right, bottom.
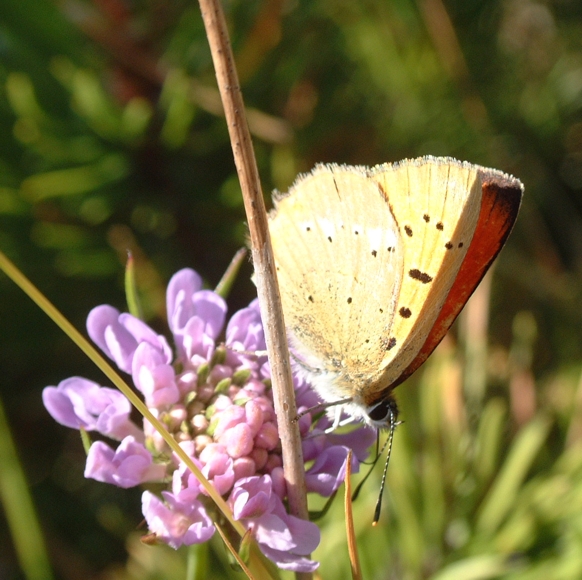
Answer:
142, 490, 215, 548
43, 267, 376, 572
132, 342, 180, 408
305, 445, 358, 496
167, 269, 228, 338
87, 306, 171, 373
226, 298, 266, 353
85, 436, 167, 487
230, 475, 320, 573
141, 445, 215, 547
199, 444, 235, 496
167, 269, 227, 364
42, 377, 142, 441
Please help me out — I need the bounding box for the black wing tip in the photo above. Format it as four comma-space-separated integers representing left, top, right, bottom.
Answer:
481, 175, 524, 220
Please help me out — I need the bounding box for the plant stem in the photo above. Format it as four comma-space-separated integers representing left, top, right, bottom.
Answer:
196, 0, 310, 573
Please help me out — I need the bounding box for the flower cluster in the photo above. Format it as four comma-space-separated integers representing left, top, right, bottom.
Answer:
43, 268, 375, 572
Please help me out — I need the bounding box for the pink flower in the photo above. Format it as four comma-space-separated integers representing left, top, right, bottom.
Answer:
42, 377, 142, 441
230, 475, 320, 573
85, 436, 166, 488
132, 342, 180, 408
43, 268, 376, 572
87, 306, 171, 373
142, 491, 214, 548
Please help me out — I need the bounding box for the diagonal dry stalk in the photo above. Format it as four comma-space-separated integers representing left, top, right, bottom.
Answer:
345, 450, 363, 580
196, 0, 311, 575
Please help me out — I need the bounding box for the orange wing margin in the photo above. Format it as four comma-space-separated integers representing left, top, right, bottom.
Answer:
390, 170, 523, 390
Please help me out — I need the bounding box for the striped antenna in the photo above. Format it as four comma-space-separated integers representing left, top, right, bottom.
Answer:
372, 404, 398, 525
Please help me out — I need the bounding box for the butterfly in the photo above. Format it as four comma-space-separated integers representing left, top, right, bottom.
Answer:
268, 156, 523, 430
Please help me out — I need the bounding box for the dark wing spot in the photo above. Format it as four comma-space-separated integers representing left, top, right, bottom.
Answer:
379, 308, 384, 313
354, 229, 360, 235
308, 295, 314, 303
306, 226, 311, 231
436, 222, 444, 231
458, 242, 464, 248
423, 214, 430, 222
328, 236, 333, 242
409, 269, 433, 284
383, 337, 397, 351
387, 246, 395, 252
445, 242, 453, 250
347, 297, 352, 304
404, 225, 413, 237
372, 250, 377, 257
399, 307, 412, 318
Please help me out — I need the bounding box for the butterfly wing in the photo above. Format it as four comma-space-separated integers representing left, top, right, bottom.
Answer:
269, 165, 403, 401
268, 157, 523, 412
391, 167, 524, 387
368, 157, 483, 396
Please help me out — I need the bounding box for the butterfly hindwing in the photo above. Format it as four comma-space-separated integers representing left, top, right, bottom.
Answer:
269, 165, 403, 400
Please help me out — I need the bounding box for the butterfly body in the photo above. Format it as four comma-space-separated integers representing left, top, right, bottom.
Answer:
268, 156, 523, 428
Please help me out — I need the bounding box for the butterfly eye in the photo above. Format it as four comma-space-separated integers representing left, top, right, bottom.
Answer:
367, 397, 398, 424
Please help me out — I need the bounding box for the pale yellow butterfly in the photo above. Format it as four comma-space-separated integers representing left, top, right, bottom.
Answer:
268, 156, 523, 428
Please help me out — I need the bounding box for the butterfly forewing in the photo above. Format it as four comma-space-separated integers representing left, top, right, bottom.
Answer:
369, 158, 482, 392
269, 165, 403, 399
392, 167, 524, 386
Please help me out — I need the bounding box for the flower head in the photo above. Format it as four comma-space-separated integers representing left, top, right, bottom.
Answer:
43, 268, 375, 572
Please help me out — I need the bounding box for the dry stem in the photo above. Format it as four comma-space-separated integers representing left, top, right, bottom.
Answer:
196, 0, 310, 573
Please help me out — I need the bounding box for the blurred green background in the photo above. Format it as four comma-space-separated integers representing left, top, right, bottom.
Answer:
1, 0, 582, 578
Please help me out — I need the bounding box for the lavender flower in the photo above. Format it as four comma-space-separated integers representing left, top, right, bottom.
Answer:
43, 268, 376, 572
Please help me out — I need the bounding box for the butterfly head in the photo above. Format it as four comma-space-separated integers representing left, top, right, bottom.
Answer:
365, 393, 400, 430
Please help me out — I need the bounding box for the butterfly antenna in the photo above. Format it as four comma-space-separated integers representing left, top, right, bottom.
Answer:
372, 406, 397, 526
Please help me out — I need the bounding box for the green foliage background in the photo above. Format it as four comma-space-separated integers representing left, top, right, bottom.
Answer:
1, 0, 582, 578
